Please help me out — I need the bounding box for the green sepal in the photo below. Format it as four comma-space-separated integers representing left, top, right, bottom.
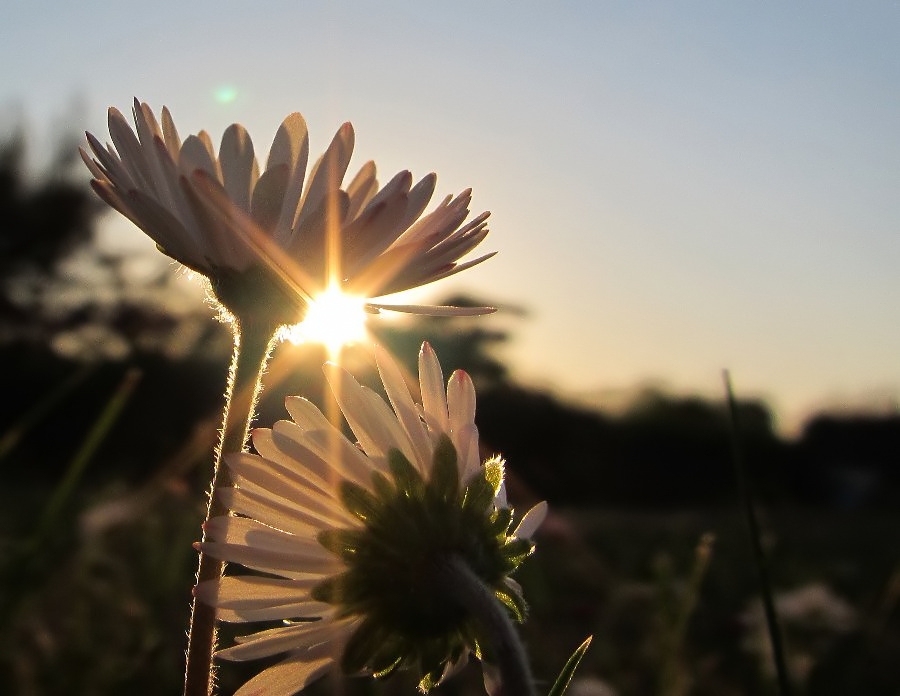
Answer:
367, 637, 406, 678
317, 529, 362, 561
501, 537, 535, 569
370, 470, 394, 502
311, 572, 365, 611
419, 660, 449, 694
416, 633, 461, 692
464, 469, 498, 513
418, 672, 438, 693
490, 507, 514, 535
547, 636, 593, 696
429, 435, 459, 502
310, 574, 344, 604
341, 617, 385, 674
372, 655, 403, 679
340, 480, 380, 522
483, 456, 505, 495
388, 448, 425, 498
495, 585, 528, 623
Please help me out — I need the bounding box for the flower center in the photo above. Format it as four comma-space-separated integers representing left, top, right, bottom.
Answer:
312, 435, 533, 685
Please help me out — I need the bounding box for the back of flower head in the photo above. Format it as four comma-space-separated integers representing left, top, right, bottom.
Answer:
196, 342, 548, 695
81, 98, 496, 330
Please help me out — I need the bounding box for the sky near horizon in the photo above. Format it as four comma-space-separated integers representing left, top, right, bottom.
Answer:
2, 1, 899, 432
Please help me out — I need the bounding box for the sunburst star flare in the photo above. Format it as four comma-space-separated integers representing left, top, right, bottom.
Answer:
196, 342, 547, 695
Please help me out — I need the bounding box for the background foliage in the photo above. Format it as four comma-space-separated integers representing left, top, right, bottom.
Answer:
1, 134, 899, 695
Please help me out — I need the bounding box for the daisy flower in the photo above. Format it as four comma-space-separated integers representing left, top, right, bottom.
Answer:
196, 343, 547, 694
81, 100, 494, 325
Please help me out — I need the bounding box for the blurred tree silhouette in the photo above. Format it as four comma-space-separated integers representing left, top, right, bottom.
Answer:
0, 134, 96, 339
0, 130, 226, 359
0, 136, 91, 268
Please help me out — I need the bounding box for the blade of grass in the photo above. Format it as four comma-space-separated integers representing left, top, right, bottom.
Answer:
723, 370, 791, 696
547, 636, 592, 696
30, 367, 142, 547
659, 533, 715, 696
0, 363, 95, 463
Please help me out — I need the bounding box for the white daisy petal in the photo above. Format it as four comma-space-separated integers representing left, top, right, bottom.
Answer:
344, 160, 378, 220
447, 370, 476, 445
364, 302, 496, 317
219, 123, 259, 214
400, 173, 438, 231
250, 428, 342, 498
483, 661, 503, 696
107, 107, 152, 191
495, 480, 509, 509
375, 345, 432, 471
197, 575, 317, 608
160, 106, 182, 157
179, 133, 220, 181
220, 618, 348, 661
296, 122, 354, 228
323, 362, 415, 465
231, 639, 343, 696
283, 397, 373, 486
513, 501, 548, 540
456, 423, 482, 481
204, 516, 330, 561
197, 576, 330, 622
199, 540, 338, 577
271, 419, 374, 493
219, 484, 340, 535
267, 112, 310, 241
215, 602, 332, 624
225, 452, 351, 527
419, 341, 449, 435
218, 487, 321, 536
503, 576, 524, 599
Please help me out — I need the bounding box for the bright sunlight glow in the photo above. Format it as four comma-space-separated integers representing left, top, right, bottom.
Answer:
282, 285, 369, 355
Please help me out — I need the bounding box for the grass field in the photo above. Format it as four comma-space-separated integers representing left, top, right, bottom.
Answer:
4, 473, 897, 696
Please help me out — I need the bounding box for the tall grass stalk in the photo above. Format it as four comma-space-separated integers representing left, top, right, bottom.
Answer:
32, 368, 141, 546
1, 367, 141, 633
659, 532, 715, 696
0, 363, 94, 463
723, 370, 792, 696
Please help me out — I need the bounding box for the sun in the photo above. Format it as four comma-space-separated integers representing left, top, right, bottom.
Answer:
281, 285, 369, 355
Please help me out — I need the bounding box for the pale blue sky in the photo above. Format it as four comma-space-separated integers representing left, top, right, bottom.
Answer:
3, 1, 899, 431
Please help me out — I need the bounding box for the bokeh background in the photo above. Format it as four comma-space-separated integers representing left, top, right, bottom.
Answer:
1, 2, 899, 695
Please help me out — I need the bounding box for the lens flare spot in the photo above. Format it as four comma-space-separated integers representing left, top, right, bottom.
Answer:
214, 85, 238, 104
283, 286, 368, 354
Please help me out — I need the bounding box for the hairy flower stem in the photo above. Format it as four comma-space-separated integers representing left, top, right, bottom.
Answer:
435, 555, 536, 696
184, 320, 277, 696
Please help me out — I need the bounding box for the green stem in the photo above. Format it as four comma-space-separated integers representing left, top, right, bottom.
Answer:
435, 555, 536, 696
723, 371, 792, 696
183, 322, 276, 696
